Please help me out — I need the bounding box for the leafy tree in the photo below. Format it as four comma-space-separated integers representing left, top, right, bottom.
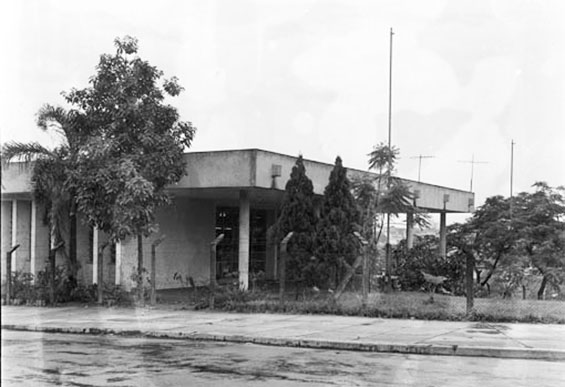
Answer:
66, 36, 196, 293
274, 156, 317, 288
314, 156, 360, 288
1, 105, 88, 284
353, 143, 429, 291
513, 183, 565, 299
393, 235, 465, 295
448, 183, 565, 299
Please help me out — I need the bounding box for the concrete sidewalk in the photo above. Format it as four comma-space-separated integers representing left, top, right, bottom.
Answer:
2, 305, 565, 361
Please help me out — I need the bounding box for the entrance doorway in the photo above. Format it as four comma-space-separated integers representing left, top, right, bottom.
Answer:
215, 207, 267, 280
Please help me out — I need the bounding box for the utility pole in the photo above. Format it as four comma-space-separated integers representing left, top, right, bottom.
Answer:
410, 155, 435, 182
458, 154, 488, 191
385, 27, 394, 291
510, 140, 515, 223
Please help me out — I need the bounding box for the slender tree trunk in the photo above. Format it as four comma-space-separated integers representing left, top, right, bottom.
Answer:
68, 207, 78, 287
480, 251, 503, 288
137, 234, 144, 304
465, 251, 474, 315
537, 276, 547, 300
522, 285, 527, 300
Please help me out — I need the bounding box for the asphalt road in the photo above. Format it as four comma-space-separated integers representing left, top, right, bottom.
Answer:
2, 330, 564, 387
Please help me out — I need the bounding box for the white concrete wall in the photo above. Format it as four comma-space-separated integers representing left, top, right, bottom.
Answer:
15, 201, 31, 272
33, 202, 51, 275
176, 150, 253, 188
1, 199, 51, 281
1, 201, 12, 282
119, 197, 216, 290
254, 150, 474, 213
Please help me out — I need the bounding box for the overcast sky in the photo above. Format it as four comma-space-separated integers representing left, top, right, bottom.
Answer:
1, 0, 563, 213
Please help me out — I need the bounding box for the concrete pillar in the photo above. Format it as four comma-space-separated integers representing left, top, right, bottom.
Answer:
115, 241, 122, 285
406, 212, 414, 249
11, 200, 17, 270
30, 200, 37, 281
439, 212, 447, 258
238, 190, 250, 290
92, 227, 99, 284
265, 209, 277, 280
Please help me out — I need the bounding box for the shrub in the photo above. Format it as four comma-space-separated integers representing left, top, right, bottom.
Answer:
393, 236, 465, 295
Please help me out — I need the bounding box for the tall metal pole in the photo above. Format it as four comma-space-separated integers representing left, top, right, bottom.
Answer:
510, 140, 515, 222
387, 27, 393, 148
385, 27, 394, 289
410, 155, 435, 182
470, 154, 474, 192
458, 155, 488, 192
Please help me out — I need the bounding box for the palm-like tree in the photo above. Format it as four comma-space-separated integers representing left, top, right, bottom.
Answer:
2, 104, 85, 283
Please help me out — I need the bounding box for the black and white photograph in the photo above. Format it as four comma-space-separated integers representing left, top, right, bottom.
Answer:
1, 0, 564, 385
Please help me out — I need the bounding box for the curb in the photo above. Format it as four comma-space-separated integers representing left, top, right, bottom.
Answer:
3, 324, 565, 361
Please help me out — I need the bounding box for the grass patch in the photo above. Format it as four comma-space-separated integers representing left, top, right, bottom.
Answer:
156, 287, 565, 324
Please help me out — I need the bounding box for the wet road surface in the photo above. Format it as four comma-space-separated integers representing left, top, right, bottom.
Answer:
2, 330, 564, 386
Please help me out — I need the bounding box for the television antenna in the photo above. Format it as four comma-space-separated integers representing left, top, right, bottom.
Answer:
458, 154, 489, 191
409, 155, 435, 182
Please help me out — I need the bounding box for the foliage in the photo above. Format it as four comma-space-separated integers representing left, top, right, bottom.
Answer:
130, 266, 152, 302
448, 183, 565, 299
513, 183, 565, 298
3, 266, 99, 305
314, 156, 360, 287
393, 236, 465, 295
273, 156, 317, 285
350, 143, 430, 294
1, 105, 88, 281
192, 289, 565, 324
67, 36, 196, 243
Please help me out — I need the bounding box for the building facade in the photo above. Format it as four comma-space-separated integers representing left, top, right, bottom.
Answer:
1, 149, 474, 290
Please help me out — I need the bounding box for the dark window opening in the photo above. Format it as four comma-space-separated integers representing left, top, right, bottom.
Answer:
88, 227, 94, 263
215, 207, 267, 280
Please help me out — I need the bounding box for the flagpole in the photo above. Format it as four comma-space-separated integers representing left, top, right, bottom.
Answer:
385, 27, 394, 290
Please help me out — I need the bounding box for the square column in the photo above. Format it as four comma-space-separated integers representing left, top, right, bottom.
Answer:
92, 227, 99, 284
439, 212, 447, 258
406, 212, 414, 249
115, 241, 122, 285
11, 200, 17, 270
238, 190, 250, 290
30, 200, 37, 281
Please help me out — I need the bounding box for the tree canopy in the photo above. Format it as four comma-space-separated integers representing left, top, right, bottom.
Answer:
446, 182, 565, 299
274, 155, 317, 285
314, 156, 360, 287
1, 104, 88, 281
67, 36, 196, 242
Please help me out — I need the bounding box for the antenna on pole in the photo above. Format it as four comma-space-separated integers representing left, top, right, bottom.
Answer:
510, 140, 515, 223
385, 27, 394, 292
387, 27, 394, 147
457, 154, 489, 191
409, 155, 435, 182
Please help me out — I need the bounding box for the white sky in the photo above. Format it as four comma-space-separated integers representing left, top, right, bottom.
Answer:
1, 0, 564, 213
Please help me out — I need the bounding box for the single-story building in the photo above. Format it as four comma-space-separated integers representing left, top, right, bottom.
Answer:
1, 149, 474, 290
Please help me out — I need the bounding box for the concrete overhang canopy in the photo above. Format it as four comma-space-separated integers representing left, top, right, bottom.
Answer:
1, 162, 33, 200
173, 149, 474, 213
2, 149, 474, 213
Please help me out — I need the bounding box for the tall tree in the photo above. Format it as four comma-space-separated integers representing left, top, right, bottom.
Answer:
448, 183, 565, 299
513, 183, 565, 298
356, 143, 429, 291
314, 156, 360, 288
66, 36, 195, 294
2, 105, 88, 283
274, 155, 317, 288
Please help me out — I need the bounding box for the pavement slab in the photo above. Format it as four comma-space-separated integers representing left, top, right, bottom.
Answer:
2, 305, 565, 361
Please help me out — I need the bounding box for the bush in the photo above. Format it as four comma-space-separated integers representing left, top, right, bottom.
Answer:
2, 266, 130, 306
393, 236, 465, 295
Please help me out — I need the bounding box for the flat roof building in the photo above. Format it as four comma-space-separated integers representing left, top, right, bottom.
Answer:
1, 149, 474, 290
